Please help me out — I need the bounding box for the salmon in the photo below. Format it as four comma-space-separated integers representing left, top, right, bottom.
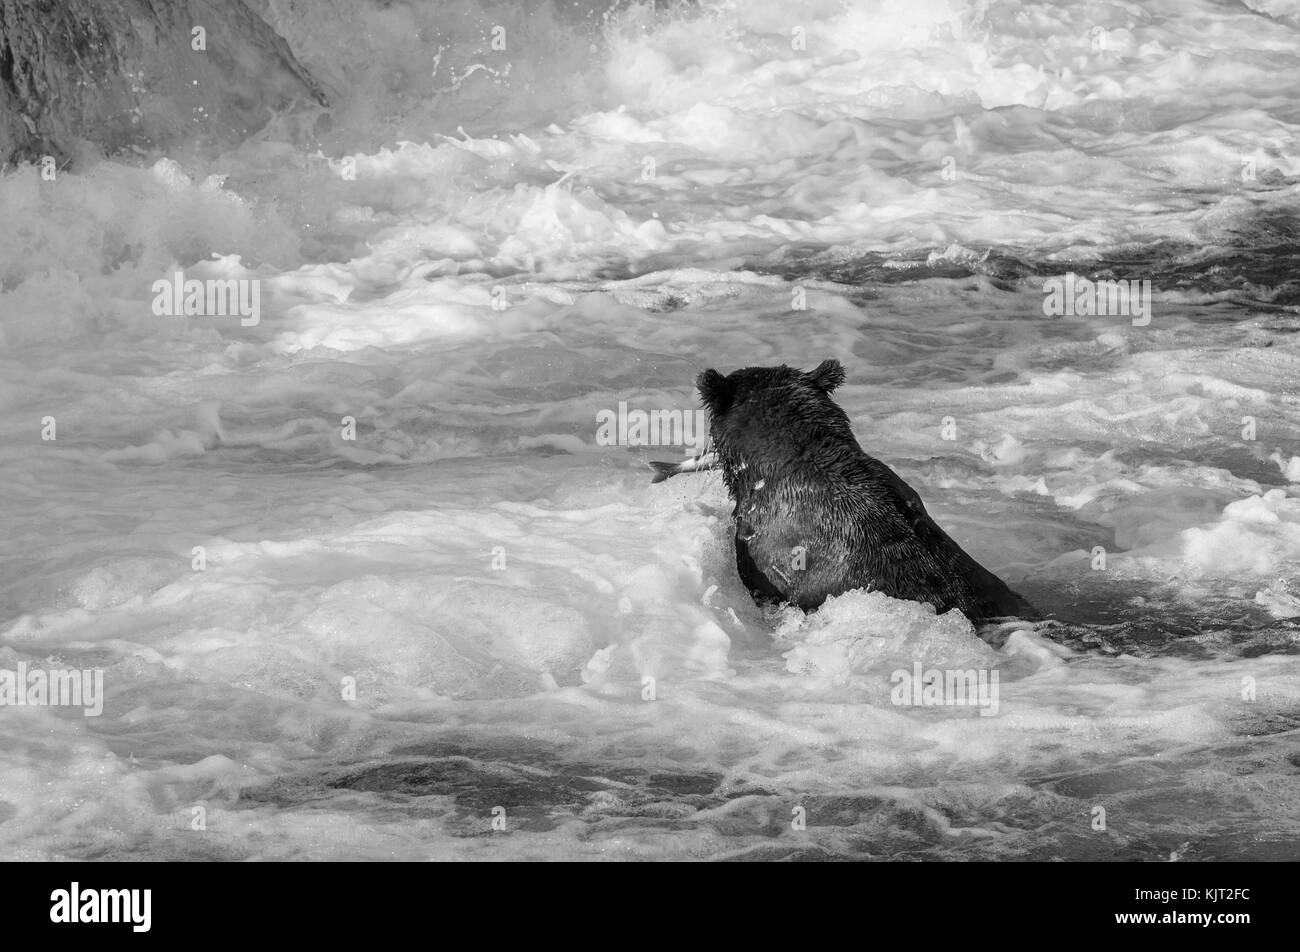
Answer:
648, 451, 718, 483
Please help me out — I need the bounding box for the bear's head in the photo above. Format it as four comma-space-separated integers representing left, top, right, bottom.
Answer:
696, 359, 855, 483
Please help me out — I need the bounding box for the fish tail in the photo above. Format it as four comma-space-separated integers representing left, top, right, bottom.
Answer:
648, 461, 679, 483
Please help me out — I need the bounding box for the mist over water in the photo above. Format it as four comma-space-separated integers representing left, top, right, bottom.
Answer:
1, 0, 1298, 860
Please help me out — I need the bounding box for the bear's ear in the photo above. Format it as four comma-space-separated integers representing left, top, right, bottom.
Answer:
697, 368, 733, 415
805, 358, 845, 393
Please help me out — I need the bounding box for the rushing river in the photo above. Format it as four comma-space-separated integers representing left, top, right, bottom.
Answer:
1, 0, 1298, 860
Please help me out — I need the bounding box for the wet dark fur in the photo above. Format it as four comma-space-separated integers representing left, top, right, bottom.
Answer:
698, 359, 1037, 623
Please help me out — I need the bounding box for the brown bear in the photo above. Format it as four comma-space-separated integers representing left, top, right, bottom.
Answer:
693, 359, 1037, 623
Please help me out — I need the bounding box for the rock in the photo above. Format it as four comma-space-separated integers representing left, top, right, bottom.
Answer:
0, 0, 327, 165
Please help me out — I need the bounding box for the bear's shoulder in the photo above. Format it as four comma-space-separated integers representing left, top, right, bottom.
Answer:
831, 451, 935, 530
